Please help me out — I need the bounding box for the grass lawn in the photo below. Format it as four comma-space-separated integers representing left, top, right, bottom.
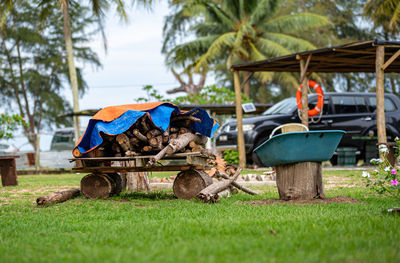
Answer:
0, 170, 399, 263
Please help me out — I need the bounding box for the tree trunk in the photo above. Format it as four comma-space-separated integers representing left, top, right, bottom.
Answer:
173, 170, 213, 199
61, 1, 81, 142
275, 162, 325, 200
126, 160, 150, 192
37, 189, 80, 205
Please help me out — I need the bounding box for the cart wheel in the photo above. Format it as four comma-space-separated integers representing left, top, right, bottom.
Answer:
173, 170, 213, 200
81, 173, 117, 198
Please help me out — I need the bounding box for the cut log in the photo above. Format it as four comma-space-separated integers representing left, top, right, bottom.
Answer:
88, 147, 105, 157
36, 189, 80, 206
162, 127, 170, 143
171, 115, 201, 123
116, 134, 131, 152
111, 143, 121, 153
179, 127, 191, 134
133, 129, 148, 142
149, 135, 164, 150
111, 162, 127, 192
146, 129, 162, 139
141, 113, 151, 133
216, 170, 257, 195
142, 146, 153, 152
170, 127, 179, 133
173, 170, 213, 199
197, 167, 242, 203
129, 137, 140, 147
275, 162, 325, 200
125, 150, 139, 157
81, 173, 119, 198
147, 133, 208, 166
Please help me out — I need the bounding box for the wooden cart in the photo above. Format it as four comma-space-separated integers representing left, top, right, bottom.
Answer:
70, 152, 213, 199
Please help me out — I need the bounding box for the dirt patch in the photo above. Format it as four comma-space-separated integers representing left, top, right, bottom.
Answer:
242, 196, 360, 206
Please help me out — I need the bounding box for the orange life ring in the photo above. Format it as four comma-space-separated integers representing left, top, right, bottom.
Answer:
296, 80, 324, 117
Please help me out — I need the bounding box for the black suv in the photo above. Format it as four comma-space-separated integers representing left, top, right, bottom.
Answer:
215, 92, 400, 166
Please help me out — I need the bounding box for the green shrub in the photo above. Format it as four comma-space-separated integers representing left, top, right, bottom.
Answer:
223, 149, 239, 165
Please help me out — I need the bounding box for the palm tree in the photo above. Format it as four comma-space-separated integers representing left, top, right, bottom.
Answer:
163, 0, 330, 96
364, 0, 400, 36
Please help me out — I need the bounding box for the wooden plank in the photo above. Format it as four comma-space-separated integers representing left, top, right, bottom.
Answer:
376, 46, 387, 149
233, 70, 246, 168
382, 48, 400, 71
332, 48, 376, 55
299, 54, 312, 85
70, 152, 205, 161
186, 155, 208, 166
73, 165, 205, 173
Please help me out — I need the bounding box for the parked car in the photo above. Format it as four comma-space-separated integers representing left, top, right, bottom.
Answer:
215, 92, 400, 166
50, 128, 76, 151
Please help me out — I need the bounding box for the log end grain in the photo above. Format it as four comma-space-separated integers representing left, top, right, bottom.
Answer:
173, 170, 213, 200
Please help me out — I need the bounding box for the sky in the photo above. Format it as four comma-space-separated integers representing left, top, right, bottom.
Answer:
14, 2, 188, 151
70, 2, 179, 110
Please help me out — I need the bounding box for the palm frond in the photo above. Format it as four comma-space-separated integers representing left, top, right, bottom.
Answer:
166, 35, 218, 67
249, 0, 279, 25
265, 13, 330, 34
256, 37, 291, 57
193, 32, 236, 71
263, 32, 316, 52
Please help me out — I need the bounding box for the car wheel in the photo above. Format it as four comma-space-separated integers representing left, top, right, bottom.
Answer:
330, 154, 338, 166
251, 136, 269, 167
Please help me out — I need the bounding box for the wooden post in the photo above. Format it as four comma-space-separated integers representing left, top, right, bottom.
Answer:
376, 46, 387, 151
233, 70, 246, 168
299, 58, 309, 127
0, 156, 18, 186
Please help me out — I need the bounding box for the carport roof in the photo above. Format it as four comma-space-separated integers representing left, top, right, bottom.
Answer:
231, 39, 400, 73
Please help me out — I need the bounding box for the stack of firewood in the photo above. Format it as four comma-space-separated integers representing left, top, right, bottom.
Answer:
88, 111, 208, 162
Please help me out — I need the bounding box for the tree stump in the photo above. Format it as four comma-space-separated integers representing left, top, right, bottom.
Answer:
274, 162, 325, 200
0, 156, 19, 186
80, 173, 121, 198
173, 170, 213, 199
126, 160, 150, 192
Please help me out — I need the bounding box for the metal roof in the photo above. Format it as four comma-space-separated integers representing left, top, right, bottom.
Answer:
231, 39, 400, 73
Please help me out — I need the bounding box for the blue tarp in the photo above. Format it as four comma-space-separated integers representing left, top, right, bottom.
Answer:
73, 103, 219, 157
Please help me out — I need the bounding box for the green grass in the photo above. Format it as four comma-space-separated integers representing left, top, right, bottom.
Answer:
0, 172, 399, 263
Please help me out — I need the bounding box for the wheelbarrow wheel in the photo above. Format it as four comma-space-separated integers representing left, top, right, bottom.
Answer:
173, 170, 213, 200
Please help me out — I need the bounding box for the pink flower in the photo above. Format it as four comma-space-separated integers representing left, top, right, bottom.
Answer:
391, 169, 397, 175
7, 119, 12, 124
391, 179, 399, 186
22, 117, 26, 122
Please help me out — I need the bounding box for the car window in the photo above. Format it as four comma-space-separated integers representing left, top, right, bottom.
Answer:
354, 97, 369, 113
332, 96, 357, 114
308, 99, 331, 115
262, 98, 297, 115
368, 97, 397, 112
